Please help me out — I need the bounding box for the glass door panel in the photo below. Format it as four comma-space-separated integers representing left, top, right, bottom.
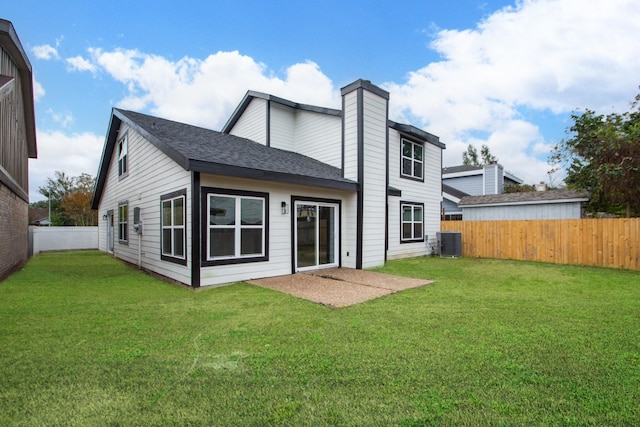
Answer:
296, 204, 317, 268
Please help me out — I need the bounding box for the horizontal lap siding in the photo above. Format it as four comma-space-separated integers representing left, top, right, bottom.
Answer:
269, 103, 295, 151
228, 98, 267, 145
361, 90, 387, 268
293, 110, 341, 169
441, 218, 640, 270
97, 124, 192, 285
462, 202, 583, 220
387, 129, 442, 259
199, 175, 355, 286
444, 175, 483, 196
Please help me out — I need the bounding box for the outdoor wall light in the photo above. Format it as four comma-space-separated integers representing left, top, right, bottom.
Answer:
102, 214, 108, 221
281, 201, 289, 215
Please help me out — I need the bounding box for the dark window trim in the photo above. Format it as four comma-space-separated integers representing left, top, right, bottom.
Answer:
400, 201, 425, 244
400, 137, 425, 182
117, 132, 129, 180
118, 200, 129, 245
160, 189, 187, 266
290, 195, 342, 274
201, 187, 269, 267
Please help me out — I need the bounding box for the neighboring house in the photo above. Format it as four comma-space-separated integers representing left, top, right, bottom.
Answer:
28, 207, 50, 226
0, 19, 37, 280
91, 79, 445, 287
442, 164, 523, 220
459, 189, 590, 220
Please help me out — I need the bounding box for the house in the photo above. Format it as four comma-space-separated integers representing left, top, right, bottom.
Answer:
459, 189, 589, 220
91, 79, 445, 287
442, 164, 523, 220
0, 19, 37, 280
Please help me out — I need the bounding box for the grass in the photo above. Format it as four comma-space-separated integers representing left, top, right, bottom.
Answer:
1, 251, 639, 426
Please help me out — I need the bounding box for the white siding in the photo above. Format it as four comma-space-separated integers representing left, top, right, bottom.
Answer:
387, 129, 442, 260
97, 124, 192, 285
269, 103, 295, 151
360, 90, 387, 268
293, 110, 342, 168
228, 98, 267, 145
199, 174, 356, 286
342, 91, 358, 182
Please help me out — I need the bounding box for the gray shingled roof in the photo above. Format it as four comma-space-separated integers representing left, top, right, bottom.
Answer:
459, 189, 590, 206
117, 109, 358, 189
442, 184, 470, 200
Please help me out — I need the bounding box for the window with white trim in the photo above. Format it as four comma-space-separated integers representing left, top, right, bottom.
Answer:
118, 202, 128, 243
401, 138, 423, 180
401, 202, 424, 242
118, 134, 128, 177
161, 190, 186, 264
205, 189, 268, 264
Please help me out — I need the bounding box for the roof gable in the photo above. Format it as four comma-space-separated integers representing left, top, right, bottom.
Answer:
92, 108, 358, 208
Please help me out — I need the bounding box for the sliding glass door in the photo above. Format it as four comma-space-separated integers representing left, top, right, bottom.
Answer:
295, 201, 338, 271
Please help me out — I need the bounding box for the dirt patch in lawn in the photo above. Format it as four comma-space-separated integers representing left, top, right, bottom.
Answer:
247, 268, 433, 308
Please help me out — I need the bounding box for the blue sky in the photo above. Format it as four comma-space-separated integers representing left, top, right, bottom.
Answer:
3, 0, 640, 202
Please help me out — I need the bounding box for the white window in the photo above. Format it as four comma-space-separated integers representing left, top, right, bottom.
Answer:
118, 134, 128, 177
206, 190, 267, 263
118, 202, 128, 243
401, 202, 424, 242
401, 138, 423, 180
161, 191, 186, 263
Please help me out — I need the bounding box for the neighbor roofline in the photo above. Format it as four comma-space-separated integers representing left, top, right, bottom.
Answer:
460, 197, 590, 208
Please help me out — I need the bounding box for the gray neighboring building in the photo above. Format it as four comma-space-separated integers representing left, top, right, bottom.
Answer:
442, 164, 523, 220
0, 19, 37, 280
459, 189, 590, 220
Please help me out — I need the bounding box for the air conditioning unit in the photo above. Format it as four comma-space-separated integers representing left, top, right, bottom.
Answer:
437, 231, 462, 257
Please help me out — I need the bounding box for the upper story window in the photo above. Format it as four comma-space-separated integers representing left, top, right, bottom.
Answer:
203, 188, 269, 266
118, 202, 128, 243
161, 190, 186, 265
401, 138, 423, 180
118, 134, 128, 177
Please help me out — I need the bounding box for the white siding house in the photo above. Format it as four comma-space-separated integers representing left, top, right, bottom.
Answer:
92, 79, 445, 287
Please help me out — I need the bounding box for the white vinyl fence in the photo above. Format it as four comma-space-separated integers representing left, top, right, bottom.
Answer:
29, 226, 98, 256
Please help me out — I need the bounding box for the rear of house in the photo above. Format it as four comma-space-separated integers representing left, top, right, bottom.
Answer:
0, 20, 37, 280
92, 79, 445, 287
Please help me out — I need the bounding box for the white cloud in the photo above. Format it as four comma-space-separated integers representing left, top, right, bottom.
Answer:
32, 44, 59, 60
55, 0, 640, 188
29, 130, 104, 202
384, 0, 640, 185
66, 56, 98, 73
32, 77, 45, 101
73, 48, 339, 129
47, 108, 74, 128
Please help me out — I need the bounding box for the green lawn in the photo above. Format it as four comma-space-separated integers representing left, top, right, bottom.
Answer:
1, 251, 639, 426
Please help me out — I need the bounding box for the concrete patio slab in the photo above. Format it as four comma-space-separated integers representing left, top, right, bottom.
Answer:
247, 268, 433, 308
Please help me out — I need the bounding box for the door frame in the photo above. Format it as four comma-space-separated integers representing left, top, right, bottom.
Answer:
106, 209, 114, 253
291, 196, 341, 273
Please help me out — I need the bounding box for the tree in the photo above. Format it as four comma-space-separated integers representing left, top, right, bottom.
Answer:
549, 93, 640, 217
37, 171, 98, 225
462, 144, 498, 166
480, 145, 497, 164
462, 144, 479, 166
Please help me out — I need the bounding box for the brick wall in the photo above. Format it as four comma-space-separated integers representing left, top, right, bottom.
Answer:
0, 183, 28, 281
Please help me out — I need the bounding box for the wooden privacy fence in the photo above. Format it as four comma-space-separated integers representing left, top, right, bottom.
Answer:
441, 218, 640, 270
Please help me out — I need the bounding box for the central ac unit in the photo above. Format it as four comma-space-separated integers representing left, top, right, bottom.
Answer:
437, 231, 462, 257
